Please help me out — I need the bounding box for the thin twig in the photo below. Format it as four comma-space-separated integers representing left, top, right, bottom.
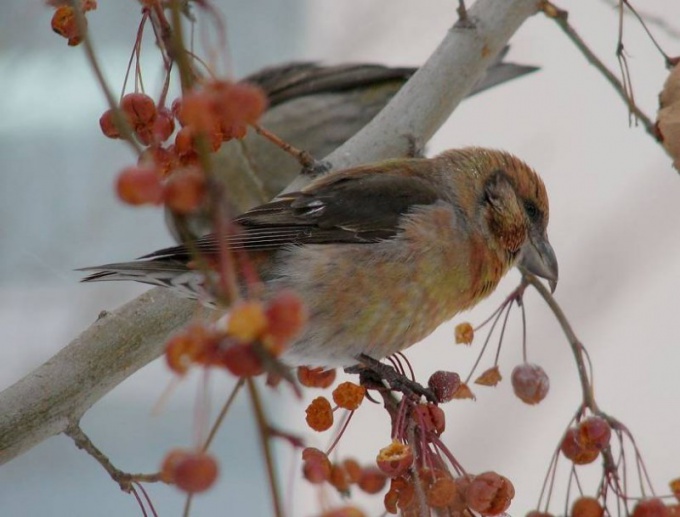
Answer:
246, 378, 284, 517
64, 421, 163, 492
540, 1, 659, 141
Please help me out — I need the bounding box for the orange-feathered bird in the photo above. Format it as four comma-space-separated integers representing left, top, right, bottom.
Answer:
81, 147, 558, 367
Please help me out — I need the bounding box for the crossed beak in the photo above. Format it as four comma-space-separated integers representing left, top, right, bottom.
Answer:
518, 233, 559, 292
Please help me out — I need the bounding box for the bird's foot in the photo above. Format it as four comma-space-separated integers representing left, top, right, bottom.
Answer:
345, 354, 437, 403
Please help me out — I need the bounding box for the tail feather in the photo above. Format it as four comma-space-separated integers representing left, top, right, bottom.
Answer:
78, 260, 208, 302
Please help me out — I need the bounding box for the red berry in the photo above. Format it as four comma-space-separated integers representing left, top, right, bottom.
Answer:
511, 363, 549, 404
116, 165, 163, 206
161, 449, 218, 493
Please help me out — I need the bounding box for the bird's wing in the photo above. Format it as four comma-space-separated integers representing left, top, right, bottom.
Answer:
143, 167, 441, 261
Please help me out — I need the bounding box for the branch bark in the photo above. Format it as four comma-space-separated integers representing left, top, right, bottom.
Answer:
0, 0, 540, 466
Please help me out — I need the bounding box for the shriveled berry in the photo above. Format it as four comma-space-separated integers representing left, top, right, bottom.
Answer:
466, 471, 515, 515
330, 464, 350, 494
376, 441, 413, 478
121, 92, 157, 126
428, 370, 461, 403
305, 396, 333, 432
560, 428, 599, 465
297, 366, 336, 389
384, 487, 399, 514
343, 458, 362, 484
511, 363, 549, 404
455, 322, 474, 344
332, 382, 365, 411
358, 467, 387, 494
578, 416, 611, 450
153, 107, 176, 142
414, 403, 446, 435
302, 447, 331, 484
426, 476, 458, 508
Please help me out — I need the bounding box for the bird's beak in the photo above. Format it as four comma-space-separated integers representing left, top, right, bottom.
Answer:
518, 233, 559, 292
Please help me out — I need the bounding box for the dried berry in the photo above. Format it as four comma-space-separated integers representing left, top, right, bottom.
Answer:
511, 363, 549, 404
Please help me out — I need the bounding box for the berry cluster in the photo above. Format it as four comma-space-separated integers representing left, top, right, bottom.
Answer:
101, 81, 267, 213
165, 290, 307, 378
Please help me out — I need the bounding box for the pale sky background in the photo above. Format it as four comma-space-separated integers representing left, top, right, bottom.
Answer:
0, 1, 679, 516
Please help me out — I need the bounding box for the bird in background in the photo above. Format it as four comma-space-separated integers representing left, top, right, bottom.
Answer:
170, 49, 538, 241
81, 147, 558, 368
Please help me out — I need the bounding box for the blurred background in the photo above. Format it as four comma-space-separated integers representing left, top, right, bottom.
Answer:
1, 1, 679, 515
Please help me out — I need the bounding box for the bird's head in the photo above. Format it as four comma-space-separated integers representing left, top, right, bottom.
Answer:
440, 148, 559, 291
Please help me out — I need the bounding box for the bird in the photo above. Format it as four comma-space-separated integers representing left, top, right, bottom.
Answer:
170, 50, 538, 241
81, 147, 558, 368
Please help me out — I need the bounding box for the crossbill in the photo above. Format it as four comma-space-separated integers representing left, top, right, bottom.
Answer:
82, 147, 557, 367
172, 50, 538, 240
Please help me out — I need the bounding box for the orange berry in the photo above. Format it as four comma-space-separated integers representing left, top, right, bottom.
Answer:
51, 5, 84, 46
152, 107, 176, 143
227, 301, 268, 342
332, 382, 365, 411
578, 416, 611, 450
571, 496, 604, 517
305, 396, 333, 432
376, 441, 413, 478
466, 471, 515, 516
330, 464, 351, 494
219, 342, 264, 377
560, 427, 599, 465
343, 458, 362, 484
163, 169, 205, 214
455, 322, 474, 344
99, 109, 120, 139
297, 366, 336, 389
161, 449, 218, 493
357, 467, 387, 494
174, 126, 195, 157
301, 447, 331, 484
165, 325, 212, 375
116, 165, 163, 206
265, 289, 307, 346
632, 498, 669, 517
475, 366, 503, 387
511, 363, 549, 404
671, 477, 680, 501
426, 476, 458, 508
138, 145, 178, 177
180, 90, 217, 134
388, 476, 415, 510
384, 487, 399, 514
427, 370, 461, 403
319, 506, 366, 517
121, 92, 157, 126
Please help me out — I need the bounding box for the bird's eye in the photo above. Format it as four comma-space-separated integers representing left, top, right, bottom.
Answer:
524, 200, 540, 222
